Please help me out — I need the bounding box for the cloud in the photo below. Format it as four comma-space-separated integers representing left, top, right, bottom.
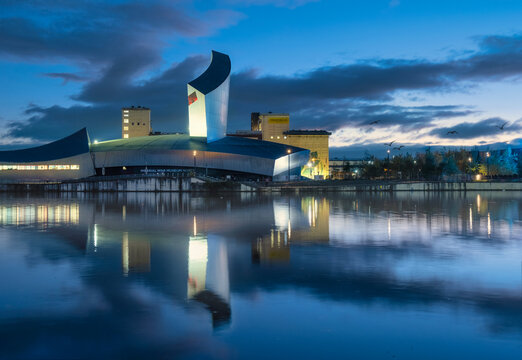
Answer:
4, 1, 522, 148
42, 72, 88, 85
222, 0, 318, 8
429, 118, 522, 139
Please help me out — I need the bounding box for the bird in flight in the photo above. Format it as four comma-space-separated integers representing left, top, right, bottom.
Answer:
384, 140, 396, 147
393, 145, 405, 150
446, 130, 458, 135
495, 122, 508, 130
369, 120, 380, 125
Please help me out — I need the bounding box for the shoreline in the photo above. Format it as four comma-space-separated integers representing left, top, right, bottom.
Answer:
1, 176, 522, 192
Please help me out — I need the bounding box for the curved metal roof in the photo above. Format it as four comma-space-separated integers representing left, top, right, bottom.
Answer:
0, 128, 91, 163
91, 134, 307, 160
188, 50, 231, 95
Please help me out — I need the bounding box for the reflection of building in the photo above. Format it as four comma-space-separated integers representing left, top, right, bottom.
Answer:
187, 217, 231, 327
122, 232, 151, 274
252, 197, 330, 263
252, 230, 290, 263
122, 106, 151, 139
231, 112, 331, 179
0, 203, 80, 227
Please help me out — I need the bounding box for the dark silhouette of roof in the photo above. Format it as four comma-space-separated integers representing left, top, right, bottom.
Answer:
188, 50, 231, 95
0, 128, 91, 163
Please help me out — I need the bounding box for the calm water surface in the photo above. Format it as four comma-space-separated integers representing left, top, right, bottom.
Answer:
1, 192, 522, 359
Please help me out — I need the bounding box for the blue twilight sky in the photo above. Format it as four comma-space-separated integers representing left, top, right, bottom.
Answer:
2, 0, 522, 157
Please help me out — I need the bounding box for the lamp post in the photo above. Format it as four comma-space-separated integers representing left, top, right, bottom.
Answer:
486, 152, 490, 179
386, 149, 391, 179
193, 150, 197, 175
287, 149, 291, 181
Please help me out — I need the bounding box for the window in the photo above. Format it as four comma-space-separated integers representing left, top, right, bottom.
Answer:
270, 136, 274, 139
123, 134, 129, 139
284, 136, 287, 139
277, 136, 280, 139
123, 126, 129, 131
123, 110, 129, 113
124, 119, 129, 124
132, 123, 134, 125
137, 122, 140, 125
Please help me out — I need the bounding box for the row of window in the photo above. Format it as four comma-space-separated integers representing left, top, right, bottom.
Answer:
0, 165, 80, 171
122, 120, 147, 126
270, 135, 287, 140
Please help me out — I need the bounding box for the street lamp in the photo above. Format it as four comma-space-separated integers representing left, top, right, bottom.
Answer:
287, 149, 291, 181
486, 152, 490, 178
193, 151, 197, 174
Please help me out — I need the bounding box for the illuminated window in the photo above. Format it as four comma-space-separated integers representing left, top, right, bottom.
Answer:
124, 119, 129, 124
38, 165, 47, 170
284, 136, 287, 139
123, 110, 129, 113
123, 126, 129, 131
124, 134, 129, 139
71, 165, 80, 170
270, 136, 274, 139
277, 136, 280, 139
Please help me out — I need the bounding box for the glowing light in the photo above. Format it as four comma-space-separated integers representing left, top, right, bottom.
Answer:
287, 149, 291, 154
94, 140, 99, 144
193, 151, 197, 156
487, 212, 491, 237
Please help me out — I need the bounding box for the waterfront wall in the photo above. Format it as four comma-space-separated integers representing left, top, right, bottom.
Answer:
0, 176, 192, 193
1, 178, 522, 193
262, 181, 522, 193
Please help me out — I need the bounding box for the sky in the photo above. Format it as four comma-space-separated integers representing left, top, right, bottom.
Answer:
2, 0, 522, 158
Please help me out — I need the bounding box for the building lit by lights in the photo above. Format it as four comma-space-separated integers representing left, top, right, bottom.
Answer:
0, 51, 309, 182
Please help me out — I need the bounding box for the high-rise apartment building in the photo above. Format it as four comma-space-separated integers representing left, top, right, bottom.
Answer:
122, 106, 151, 139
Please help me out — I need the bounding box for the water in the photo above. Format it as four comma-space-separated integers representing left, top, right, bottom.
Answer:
1, 192, 522, 359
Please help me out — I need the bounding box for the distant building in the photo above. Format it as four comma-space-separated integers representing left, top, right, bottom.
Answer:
122, 106, 151, 139
232, 112, 331, 179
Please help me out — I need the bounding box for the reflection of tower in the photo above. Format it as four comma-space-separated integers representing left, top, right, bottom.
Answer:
187, 216, 231, 327
122, 232, 151, 275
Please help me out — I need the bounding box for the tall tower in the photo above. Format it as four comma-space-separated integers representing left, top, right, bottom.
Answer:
187, 51, 231, 143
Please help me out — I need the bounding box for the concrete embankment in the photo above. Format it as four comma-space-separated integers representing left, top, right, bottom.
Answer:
258, 181, 522, 193
0, 177, 521, 193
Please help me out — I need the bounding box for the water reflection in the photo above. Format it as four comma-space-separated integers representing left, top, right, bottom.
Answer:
1, 192, 522, 359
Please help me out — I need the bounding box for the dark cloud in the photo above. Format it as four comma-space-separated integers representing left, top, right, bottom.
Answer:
42, 72, 88, 84
429, 117, 522, 139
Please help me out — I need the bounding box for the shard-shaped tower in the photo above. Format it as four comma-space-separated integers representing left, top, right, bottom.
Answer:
188, 51, 231, 142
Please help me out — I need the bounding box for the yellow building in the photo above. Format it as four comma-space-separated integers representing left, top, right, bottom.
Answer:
250, 113, 330, 179
122, 106, 151, 139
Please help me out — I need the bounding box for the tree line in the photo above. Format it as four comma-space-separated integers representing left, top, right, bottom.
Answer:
344, 148, 522, 180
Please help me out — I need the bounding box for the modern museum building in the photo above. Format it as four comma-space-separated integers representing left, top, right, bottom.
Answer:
0, 51, 309, 182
